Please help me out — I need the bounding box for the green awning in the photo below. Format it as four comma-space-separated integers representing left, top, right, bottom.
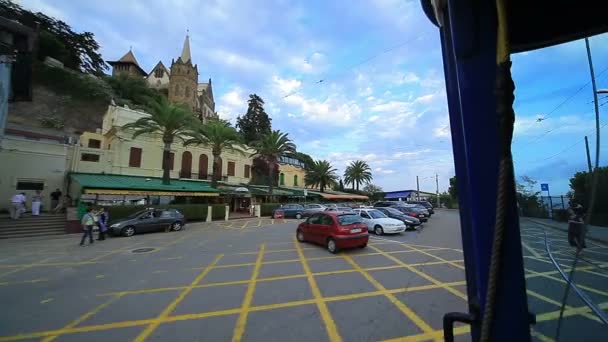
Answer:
70, 173, 219, 193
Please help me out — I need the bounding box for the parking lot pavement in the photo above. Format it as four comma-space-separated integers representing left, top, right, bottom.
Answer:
519, 220, 608, 341
4, 212, 602, 341
0, 213, 474, 342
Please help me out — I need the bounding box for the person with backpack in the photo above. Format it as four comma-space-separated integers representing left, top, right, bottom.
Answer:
80, 206, 95, 246
567, 201, 587, 251
96, 207, 109, 241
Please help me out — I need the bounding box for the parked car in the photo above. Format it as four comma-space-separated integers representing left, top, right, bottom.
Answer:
325, 206, 355, 214
109, 208, 185, 237
392, 206, 429, 222
296, 212, 369, 253
408, 201, 435, 215
375, 207, 421, 229
353, 208, 406, 235
374, 201, 431, 218
272, 204, 305, 219
301, 203, 327, 217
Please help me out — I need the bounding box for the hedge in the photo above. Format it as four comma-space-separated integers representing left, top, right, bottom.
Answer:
552, 209, 568, 222
103, 204, 226, 223
261, 203, 281, 216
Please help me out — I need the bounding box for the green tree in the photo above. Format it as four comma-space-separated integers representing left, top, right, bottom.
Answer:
0, 0, 106, 74
569, 167, 608, 225
251, 130, 296, 194
448, 176, 457, 201
105, 74, 162, 109
305, 160, 338, 192
122, 99, 196, 185
516, 175, 546, 218
236, 94, 272, 144
363, 184, 383, 201
343, 160, 373, 191
184, 119, 245, 188
293, 151, 315, 170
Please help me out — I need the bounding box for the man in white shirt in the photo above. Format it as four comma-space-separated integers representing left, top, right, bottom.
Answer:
10, 193, 24, 219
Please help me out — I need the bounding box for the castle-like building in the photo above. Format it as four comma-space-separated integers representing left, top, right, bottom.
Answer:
107, 35, 216, 122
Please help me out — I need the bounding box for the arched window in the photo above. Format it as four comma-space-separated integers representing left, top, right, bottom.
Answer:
154, 68, 163, 78
293, 175, 298, 187
180, 151, 192, 178
198, 154, 208, 179
280, 173, 285, 186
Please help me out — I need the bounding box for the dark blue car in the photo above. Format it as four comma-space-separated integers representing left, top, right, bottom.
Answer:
272, 204, 305, 219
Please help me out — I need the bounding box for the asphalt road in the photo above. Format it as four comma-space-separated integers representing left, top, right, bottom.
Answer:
0, 210, 605, 341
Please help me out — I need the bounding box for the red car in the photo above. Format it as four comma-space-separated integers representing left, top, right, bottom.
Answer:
296, 211, 369, 253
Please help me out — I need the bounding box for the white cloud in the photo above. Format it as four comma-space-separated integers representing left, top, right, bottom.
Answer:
204, 49, 272, 74
359, 86, 373, 97
290, 52, 327, 73
271, 76, 302, 96
216, 87, 246, 122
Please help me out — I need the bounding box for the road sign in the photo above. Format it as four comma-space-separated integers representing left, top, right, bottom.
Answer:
541, 183, 549, 192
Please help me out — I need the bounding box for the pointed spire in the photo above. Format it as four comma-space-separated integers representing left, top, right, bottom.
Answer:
180, 32, 191, 63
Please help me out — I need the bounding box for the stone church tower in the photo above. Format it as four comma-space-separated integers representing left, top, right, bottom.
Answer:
168, 35, 198, 112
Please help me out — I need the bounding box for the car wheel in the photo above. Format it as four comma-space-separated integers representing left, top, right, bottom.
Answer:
327, 238, 338, 254
170, 221, 183, 231
359, 243, 367, 248
374, 226, 384, 235
296, 230, 305, 242
122, 226, 135, 237
296, 213, 302, 219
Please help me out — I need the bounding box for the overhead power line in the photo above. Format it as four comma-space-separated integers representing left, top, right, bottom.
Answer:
282, 32, 429, 99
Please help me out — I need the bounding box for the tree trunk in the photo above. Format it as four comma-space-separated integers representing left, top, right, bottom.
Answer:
268, 157, 276, 194
161, 139, 172, 185
356, 181, 360, 191
352, 183, 355, 191
212, 150, 221, 188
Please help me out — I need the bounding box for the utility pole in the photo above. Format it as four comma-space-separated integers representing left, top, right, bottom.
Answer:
584, 136, 593, 173
416, 176, 420, 201
585, 38, 600, 170
435, 173, 440, 207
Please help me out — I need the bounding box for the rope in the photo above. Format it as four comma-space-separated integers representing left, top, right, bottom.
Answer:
480, 0, 514, 340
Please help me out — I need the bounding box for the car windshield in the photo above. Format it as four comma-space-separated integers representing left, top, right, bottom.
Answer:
337, 214, 363, 225
126, 209, 150, 219
368, 210, 387, 219
385, 207, 403, 215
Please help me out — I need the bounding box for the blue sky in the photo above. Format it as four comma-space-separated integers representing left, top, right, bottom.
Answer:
22, 0, 608, 194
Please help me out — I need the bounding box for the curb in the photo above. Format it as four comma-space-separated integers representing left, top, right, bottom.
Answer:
526, 218, 608, 245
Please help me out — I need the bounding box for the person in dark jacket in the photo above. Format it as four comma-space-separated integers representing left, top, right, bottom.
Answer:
567, 201, 586, 251
96, 207, 109, 241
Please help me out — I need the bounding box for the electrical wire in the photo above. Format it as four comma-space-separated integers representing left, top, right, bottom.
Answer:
282, 33, 428, 99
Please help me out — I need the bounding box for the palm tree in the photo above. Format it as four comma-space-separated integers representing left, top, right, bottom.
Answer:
184, 119, 245, 188
122, 98, 195, 185
343, 160, 373, 191
305, 160, 338, 192
251, 130, 296, 194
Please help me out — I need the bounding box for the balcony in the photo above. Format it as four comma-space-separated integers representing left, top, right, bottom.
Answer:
178, 172, 228, 182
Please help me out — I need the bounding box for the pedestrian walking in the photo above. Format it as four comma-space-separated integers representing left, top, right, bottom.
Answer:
9, 193, 24, 219
567, 201, 587, 251
50, 189, 62, 211
96, 207, 109, 241
31, 190, 42, 216
80, 206, 95, 246
18, 193, 27, 217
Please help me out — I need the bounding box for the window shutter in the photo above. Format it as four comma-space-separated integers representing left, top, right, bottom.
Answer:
129, 147, 142, 167
228, 161, 236, 176
244, 165, 250, 178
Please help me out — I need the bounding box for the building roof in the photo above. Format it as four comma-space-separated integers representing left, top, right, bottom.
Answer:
70, 173, 219, 194
147, 61, 170, 77
107, 50, 147, 76
180, 35, 191, 63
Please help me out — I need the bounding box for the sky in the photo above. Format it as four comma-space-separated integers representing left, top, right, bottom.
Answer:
20, 0, 608, 195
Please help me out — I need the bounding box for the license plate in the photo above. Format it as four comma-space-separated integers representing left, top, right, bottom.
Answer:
351, 228, 362, 233
419, 214, 424, 217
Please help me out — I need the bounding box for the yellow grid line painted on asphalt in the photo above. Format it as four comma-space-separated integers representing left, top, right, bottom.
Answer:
133, 254, 223, 342
294, 238, 342, 342
535, 301, 608, 323
531, 329, 555, 342
232, 245, 265, 341
0, 278, 48, 286
381, 325, 470, 342
526, 269, 608, 296
0, 278, 469, 340
41, 294, 123, 342
342, 254, 435, 334
521, 241, 544, 258
526, 290, 601, 323
0, 256, 57, 279
99, 260, 465, 297
368, 245, 467, 300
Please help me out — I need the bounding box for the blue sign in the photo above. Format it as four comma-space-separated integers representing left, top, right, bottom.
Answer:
541, 183, 549, 192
